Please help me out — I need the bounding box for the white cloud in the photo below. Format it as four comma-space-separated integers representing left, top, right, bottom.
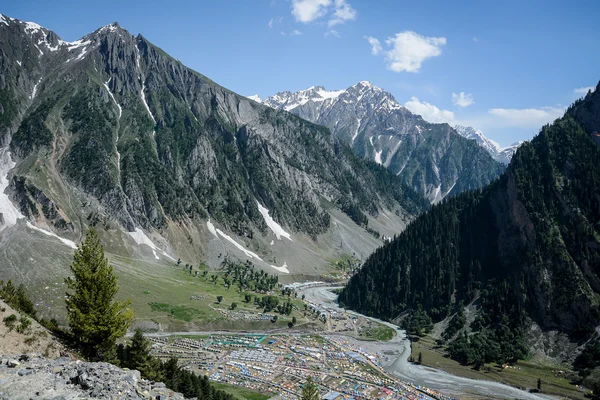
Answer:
404, 97, 456, 124
291, 29, 303, 36
487, 107, 565, 128
451, 92, 474, 108
292, 0, 332, 23
404, 96, 566, 143
325, 29, 341, 38
268, 16, 283, 28
472, 37, 479, 43
368, 31, 446, 73
365, 36, 382, 55
291, 0, 356, 28
328, 0, 357, 26
573, 86, 595, 95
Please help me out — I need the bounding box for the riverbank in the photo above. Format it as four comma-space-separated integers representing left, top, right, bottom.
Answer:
297, 285, 557, 400
410, 335, 588, 399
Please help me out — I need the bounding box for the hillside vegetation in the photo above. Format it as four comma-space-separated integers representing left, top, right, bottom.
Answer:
340, 84, 600, 367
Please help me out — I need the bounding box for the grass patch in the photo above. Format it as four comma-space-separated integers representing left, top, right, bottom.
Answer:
149, 302, 205, 322
411, 335, 589, 399
106, 255, 316, 331
368, 323, 395, 341
211, 382, 271, 400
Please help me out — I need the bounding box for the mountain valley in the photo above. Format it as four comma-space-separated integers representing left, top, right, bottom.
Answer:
0, 6, 599, 400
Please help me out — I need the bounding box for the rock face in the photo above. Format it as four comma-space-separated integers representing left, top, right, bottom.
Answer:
0, 14, 429, 279
260, 82, 505, 202
0, 17, 425, 236
0, 354, 185, 400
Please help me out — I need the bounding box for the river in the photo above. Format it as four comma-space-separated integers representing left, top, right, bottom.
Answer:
297, 285, 555, 400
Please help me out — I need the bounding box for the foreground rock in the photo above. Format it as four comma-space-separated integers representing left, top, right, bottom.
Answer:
0, 354, 185, 400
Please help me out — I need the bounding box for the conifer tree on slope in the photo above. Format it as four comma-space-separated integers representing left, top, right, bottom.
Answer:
65, 228, 133, 360
302, 376, 320, 400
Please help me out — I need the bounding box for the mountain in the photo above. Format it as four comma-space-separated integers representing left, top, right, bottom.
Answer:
0, 15, 428, 286
339, 82, 600, 365
259, 82, 505, 202
453, 125, 522, 165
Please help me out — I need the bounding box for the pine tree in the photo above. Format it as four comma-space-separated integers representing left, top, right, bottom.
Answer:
127, 329, 152, 375
302, 376, 320, 400
65, 229, 133, 360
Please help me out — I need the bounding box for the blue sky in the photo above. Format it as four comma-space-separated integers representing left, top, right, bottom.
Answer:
3, 0, 599, 147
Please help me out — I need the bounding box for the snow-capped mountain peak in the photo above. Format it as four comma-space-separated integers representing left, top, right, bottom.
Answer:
454, 125, 501, 153
247, 94, 263, 103
260, 81, 403, 115
256, 82, 505, 203
262, 85, 347, 111
453, 125, 523, 164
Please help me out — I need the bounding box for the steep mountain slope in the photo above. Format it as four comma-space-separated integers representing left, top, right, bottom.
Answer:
0, 15, 427, 283
258, 82, 505, 202
453, 125, 522, 165
339, 82, 600, 361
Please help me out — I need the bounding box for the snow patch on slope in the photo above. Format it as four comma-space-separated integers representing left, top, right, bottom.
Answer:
75, 47, 89, 61
1, 148, 77, 248
207, 219, 289, 273
128, 228, 174, 261
140, 79, 155, 123
374, 149, 383, 165
0, 148, 24, 231
207, 219, 218, 237
23, 21, 43, 35
215, 228, 262, 260
103, 78, 122, 178
270, 262, 290, 274
25, 222, 77, 249
257, 201, 292, 241
384, 139, 402, 168
66, 39, 91, 51
352, 118, 362, 143
103, 78, 122, 119
30, 78, 42, 100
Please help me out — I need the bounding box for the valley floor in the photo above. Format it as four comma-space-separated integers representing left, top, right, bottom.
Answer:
410, 335, 588, 400
297, 285, 569, 400
143, 331, 451, 400
16, 246, 589, 400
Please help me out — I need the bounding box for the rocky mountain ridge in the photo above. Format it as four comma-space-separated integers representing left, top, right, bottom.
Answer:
0, 14, 427, 285
256, 82, 505, 202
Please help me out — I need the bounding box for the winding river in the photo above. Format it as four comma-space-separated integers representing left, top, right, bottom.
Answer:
297, 285, 555, 400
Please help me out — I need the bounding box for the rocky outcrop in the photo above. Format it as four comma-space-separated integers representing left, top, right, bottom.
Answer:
0, 354, 185, 400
